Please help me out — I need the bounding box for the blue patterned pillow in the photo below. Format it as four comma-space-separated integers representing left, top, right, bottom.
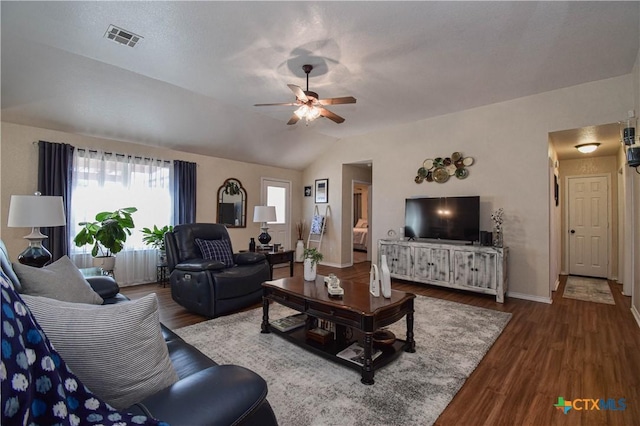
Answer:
195, 238, 234, 267
0, 270, 166, 426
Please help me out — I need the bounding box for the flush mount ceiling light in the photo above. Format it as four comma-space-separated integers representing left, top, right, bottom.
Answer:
575, 143, 601, 154
104, 25, 142, 47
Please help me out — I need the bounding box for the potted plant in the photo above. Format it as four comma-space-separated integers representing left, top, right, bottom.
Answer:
73, 207, 137, 271
303, 247, 323, 281
141, 225, 174, 264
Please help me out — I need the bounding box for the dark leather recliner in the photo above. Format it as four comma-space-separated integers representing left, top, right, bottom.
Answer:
165, 223, 271, 318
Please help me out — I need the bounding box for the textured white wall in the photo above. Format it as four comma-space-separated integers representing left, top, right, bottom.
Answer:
304, 75, 632, 301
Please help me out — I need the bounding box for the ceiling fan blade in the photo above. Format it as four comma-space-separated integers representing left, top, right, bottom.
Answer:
287, 84, 308, 102
319, 107, 345, 124
318, 96, 357, 106
287, 114, 301, 125
254, 102, 298, 107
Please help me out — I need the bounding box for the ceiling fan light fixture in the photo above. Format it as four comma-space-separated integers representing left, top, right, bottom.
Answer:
575, 143, 601, 153
307, 106, 321, 121
294, 106, 307, 119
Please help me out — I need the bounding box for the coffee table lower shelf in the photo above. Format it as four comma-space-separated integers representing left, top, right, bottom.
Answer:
264, 317, 409, 383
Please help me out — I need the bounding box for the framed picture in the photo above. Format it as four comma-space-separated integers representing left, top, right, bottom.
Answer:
554, 175, 559, 206
304, 186, 312, 197
315, 179, 328, 203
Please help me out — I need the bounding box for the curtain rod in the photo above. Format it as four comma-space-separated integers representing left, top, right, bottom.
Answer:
34, 141, 197, 166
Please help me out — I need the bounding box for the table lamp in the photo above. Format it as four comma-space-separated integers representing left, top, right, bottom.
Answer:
7, 192, 66, 267
253, 205, 277, 248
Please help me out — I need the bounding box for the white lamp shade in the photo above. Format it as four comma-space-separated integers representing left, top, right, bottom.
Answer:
253, 205, 277, 223
7, 195, 66, 227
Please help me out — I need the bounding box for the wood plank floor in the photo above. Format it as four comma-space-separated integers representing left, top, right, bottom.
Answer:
122, 262, 640, 425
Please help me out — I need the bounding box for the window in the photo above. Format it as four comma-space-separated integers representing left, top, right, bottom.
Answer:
70, 150, 171, 284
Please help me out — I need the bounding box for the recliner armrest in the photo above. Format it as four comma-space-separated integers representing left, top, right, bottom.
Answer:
234, 252, 266, 265
131, 365, 269, 426
175, 259, 226, 271
86, 276, 120, 299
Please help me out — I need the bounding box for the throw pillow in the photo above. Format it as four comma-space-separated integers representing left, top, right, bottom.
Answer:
195, 238, 234, 267
0, 270, 165, 425
21, 293, 179, 410
13, 255, 103, 304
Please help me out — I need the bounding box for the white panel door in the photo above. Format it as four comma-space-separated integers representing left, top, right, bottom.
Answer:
261, 179, 291, 249
568, 176, 608, 278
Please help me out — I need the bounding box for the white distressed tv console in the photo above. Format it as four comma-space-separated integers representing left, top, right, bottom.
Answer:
378, 239, 508, 303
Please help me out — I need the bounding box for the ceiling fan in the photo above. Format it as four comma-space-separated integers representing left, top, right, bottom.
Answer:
254, 64, 356, 125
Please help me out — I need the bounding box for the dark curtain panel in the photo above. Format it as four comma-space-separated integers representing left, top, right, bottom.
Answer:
353, 193, 362, 226
38, 141, 74, 261
173, 160, 197, 225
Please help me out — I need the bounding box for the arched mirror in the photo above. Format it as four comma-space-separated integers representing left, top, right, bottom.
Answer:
217, 178, 247, 228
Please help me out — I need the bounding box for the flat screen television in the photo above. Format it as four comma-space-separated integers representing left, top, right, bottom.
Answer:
404, 196, 480, 243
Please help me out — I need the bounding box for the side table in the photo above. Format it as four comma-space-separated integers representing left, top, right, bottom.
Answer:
157, 263, 169, 287
259, 250, 294, 280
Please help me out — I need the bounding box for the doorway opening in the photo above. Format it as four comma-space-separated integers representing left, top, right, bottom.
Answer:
353, 182, 370, 263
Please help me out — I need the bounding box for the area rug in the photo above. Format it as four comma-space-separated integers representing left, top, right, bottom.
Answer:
563, 276, 615, 305
175, 296, 512, 426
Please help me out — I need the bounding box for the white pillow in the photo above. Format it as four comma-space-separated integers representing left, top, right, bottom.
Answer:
13, 256, 103, 304
22, 293, 179, 409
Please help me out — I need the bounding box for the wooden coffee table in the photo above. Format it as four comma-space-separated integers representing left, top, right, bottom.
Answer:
261, 275, 416, 384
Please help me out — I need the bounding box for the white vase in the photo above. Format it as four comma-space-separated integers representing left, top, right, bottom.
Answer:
304, 258, 317, 281
370, 263, 380, 296
295, 240, 305, 262
380, 255, 392, 298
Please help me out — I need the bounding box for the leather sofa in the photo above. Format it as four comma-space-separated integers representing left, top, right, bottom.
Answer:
0, 240, 278, 426
165, 223, 271, 318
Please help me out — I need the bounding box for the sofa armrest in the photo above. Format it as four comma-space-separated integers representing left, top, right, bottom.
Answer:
131, 365, 269, 426
234, 252, 266, 265
86, 275, 120, 299
175, 259, 226, 271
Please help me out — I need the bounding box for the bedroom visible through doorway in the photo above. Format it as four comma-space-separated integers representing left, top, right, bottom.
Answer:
353, 183, 370, 263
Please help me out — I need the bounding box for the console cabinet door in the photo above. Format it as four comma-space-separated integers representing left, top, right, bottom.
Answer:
453, 250, 475, 287
453, 250, 497, 289
413, 247, 450, 284
474, 252, 497, 289
413, 247, 432, 280
380, 244, 412, 278
430, 248, 450, 284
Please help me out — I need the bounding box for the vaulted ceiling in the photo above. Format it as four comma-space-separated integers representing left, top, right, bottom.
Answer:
2, 2, 638, 169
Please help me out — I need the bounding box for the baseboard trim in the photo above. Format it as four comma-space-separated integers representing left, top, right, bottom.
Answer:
631, 305, 640, 329
507, 291, 553, 304
319, 261, 350, 268
553, 278, 560, 292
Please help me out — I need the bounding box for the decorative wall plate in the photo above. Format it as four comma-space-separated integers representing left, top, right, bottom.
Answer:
451, 152, 462, 162
423, 159, 434, 170
455, 168, 469, 179
463, 157, 474, 166
433, 167, 449, 183
417, 167, 427, 178
446, 164, 457, 176
414, 175, 424, 183
433, 157, 444, 167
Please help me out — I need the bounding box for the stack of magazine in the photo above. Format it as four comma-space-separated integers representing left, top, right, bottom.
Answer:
336, 342, 382, 366
270, 314, 306, 332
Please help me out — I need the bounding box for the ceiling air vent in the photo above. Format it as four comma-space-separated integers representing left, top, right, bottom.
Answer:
104, 25, 142, 48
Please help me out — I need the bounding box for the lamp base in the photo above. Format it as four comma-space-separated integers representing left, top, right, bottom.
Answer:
18, 243, 52, 268
258, 226, 272, 246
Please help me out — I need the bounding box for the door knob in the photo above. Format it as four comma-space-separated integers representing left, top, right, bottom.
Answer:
570, 229, 576, 234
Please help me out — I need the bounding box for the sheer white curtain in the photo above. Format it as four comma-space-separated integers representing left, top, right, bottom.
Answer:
70, 149, 172, 285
